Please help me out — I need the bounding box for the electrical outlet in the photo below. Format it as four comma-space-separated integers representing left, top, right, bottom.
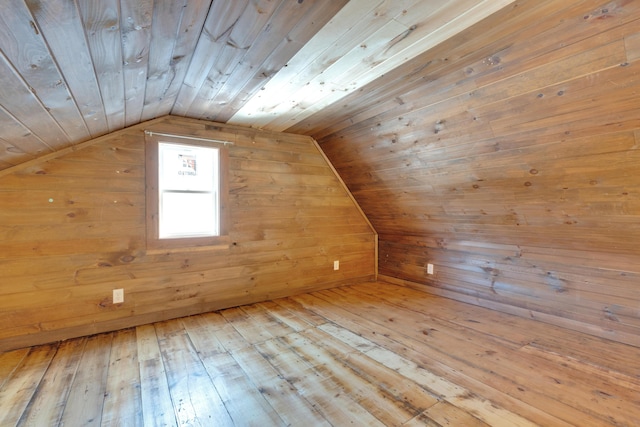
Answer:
334, 260, 340, 270
427, 263, 434, 275
113, 288, 124, 304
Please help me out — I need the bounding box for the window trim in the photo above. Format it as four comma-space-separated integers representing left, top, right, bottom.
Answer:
145, 131, 230, 251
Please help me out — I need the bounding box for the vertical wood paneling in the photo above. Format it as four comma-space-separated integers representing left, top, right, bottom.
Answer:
307, 0, 640, 346
0, 116, 375, 351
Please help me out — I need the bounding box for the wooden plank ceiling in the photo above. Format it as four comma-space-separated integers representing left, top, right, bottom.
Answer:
0, 0, 515, 170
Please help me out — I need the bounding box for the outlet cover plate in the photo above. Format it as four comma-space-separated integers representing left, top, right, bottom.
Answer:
113, 288, 124, 304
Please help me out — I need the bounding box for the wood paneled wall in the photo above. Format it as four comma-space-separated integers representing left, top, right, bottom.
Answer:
298, 0, 640, 346
0, 116, 376, 351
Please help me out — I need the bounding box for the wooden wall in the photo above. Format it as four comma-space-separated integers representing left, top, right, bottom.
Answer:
293, 0, 640, 347
0, 116, 376, 351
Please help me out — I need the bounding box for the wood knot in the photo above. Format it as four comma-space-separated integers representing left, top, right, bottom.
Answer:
485, 55, 501, 65
524, 182, 532, 187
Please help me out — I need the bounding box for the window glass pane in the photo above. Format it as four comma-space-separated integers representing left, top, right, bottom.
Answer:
158, 142, 218, 192
156, 142, 220, 239
159, 192, 218, 238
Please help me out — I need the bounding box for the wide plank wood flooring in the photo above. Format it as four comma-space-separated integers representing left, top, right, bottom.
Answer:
1, 281, 639, 426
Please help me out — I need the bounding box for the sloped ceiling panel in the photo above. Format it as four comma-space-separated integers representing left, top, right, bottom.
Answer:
0, 0, 515, 170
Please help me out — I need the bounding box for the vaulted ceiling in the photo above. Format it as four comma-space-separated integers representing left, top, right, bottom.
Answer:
0, 0, 515, 170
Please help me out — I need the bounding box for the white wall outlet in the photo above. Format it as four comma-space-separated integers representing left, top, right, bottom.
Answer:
334, 260, 340, 270
427, 263, 434, 275
113, 288, 124, 304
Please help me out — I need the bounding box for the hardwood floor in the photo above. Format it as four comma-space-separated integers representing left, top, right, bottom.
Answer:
1, 281, 639, 426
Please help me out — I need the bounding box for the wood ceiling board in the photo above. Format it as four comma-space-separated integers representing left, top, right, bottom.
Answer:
229, 0, 516, 131
0, 1, 90, 143
227, 0, 418, 128
210, 0, 351, 123
186, 0, 285, 120
0, 53, 70, 150
0, 0, 519, 172
0, 136, 35, 167
172, 0, 250, 116
204, 0, 323, 123
78, 0, 126, 132
0, 106, 52, 160
119, 0, 153, 127
175, 2, 278, 118
287, 0, 568, 139
246, 0, 400, 99
273, 0, 518, 132
240, 18, 411, 130
140, 0, 211, 122
26, 0, 110, 138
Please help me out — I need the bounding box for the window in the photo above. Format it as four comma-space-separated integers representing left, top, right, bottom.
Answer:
158, 142, 219, 238
145, 131, 230, 250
